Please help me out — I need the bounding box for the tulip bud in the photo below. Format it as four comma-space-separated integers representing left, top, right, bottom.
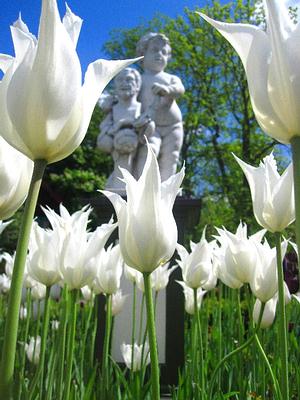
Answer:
234, 153, 294, 233
91, 244, 123, 295
176, 229, 216, 289
0, 274, 11, 294
253, 298, 277, 329
121, 342, 150, 371
111, 290, 128, 316
214, 222, 266, 288
25, 336, 41, 365
177, 281, 206, 315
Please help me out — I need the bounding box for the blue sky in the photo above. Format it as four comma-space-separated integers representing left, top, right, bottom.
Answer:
1, 1, 297, 77
1, 0, 209, 74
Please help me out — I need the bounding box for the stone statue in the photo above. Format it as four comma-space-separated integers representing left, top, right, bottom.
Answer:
135, 32, 185, 182
97, 33, 185, 190
97, 67, 154, 192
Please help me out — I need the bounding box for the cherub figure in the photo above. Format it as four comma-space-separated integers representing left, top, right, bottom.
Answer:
134, 33, 185, 181
97, 67, 154, 192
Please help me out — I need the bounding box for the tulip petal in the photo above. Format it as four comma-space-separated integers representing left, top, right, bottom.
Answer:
176, 243, 189, 263
100, 190, 126, 217
270, 163, 295, 230
62, 4, 83, 48
265, 1, 300, 136
250, 228, 266, 243
161, 166, 185, 209
119, 167, 139, 209
11, 15, 37, 62
0, 54, 14, 73
199, 12, 288, 143
47, 57, 141, 163
233, 154, 265, 228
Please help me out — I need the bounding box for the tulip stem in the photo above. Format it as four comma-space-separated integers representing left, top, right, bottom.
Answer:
80, 294, 94, 388
217, 284, 223, 391
143, 272, 160, 400
254, 333, 281, 399
0, 159, 47, 399
17, 290, 32, 400
57, 286, 68, 399
291, 136, 300, 283
131, 282, 137, 382
193, 288, 205, 395
39, 286, 51, 400
101, 293, 112, 394
64, 289, 78, 400
274, 232, 289, 400
208, 302, 265, 400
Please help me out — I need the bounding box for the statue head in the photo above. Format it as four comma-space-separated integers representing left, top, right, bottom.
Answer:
136, 33, 171, 72
114, 68, 142, 100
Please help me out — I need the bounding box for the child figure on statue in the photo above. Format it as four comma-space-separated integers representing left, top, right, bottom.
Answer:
135, 32, 185, 181
97, 67, 154, 192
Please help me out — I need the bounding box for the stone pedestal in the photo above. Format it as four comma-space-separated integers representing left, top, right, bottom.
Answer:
90, 194, 201, 389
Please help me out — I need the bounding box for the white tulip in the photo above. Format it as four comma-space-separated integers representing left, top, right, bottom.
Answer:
0, 137, 33, 220
60, 219, 116, 290
121, 342, 150, 371
25, 336, 41, 365
250, 239, 288, 302
213, 245, 243, 290
3, 251, 36, 288
28, 222, 62, 286
111, 290, 128, 316
81, 285, 94, 301
176, 229, 216, 289
234, 153, 294, 232
102, 142, 184, 273
253, 297, 277, 329
253, 282, 291, 328
177, 281, 206, 315
124, 264, 141, 284
151, 263, 177, 292
42, 203, 92, 238
0, 1, 139, 164
199, 1, 300, 144
2, 252, 14, 278
0, 274, 11, 294
214, 222, 266, 286
31, 282, 46, 300
19, 306, 27, 320
91, 244, 123, 295
134, 263, 176, 292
